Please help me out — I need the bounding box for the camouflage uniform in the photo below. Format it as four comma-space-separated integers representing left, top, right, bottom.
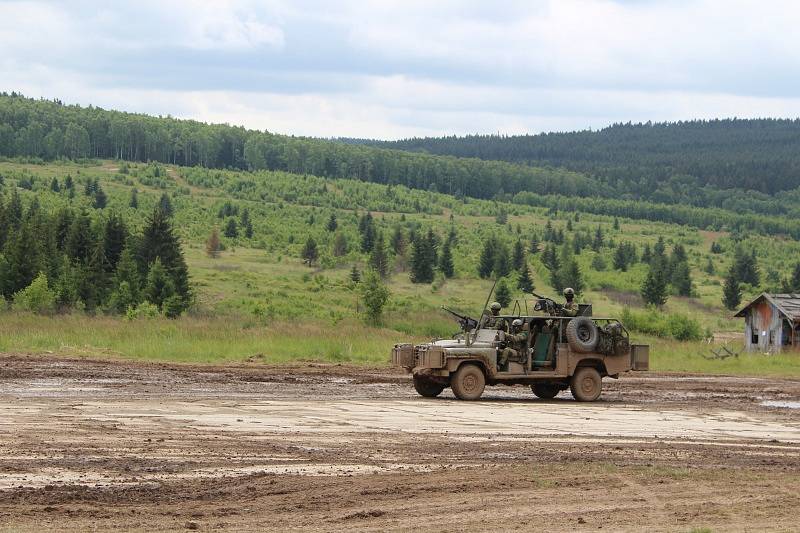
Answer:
561, 301, 579, 317
498, 320, 528, 368
484, 302, 508, 332
561, 288, 578, 317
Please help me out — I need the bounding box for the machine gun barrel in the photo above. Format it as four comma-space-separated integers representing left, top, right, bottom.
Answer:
441, 307, 479, 331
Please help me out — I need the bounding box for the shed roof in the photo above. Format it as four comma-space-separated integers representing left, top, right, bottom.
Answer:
734, 293, 800, 320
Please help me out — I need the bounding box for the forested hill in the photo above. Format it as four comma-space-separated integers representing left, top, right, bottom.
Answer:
2, 94, 800, 224
356, 119, 800, 195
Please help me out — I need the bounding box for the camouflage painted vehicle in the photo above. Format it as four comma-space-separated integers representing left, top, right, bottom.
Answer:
391, 292, 649, 401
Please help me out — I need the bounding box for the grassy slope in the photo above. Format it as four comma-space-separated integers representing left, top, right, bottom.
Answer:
1, 159, 799, 376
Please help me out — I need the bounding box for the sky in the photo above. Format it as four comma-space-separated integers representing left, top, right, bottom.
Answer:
2, 0, 800, 139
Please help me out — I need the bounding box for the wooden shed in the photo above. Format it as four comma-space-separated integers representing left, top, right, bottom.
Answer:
734, 293, 800, 352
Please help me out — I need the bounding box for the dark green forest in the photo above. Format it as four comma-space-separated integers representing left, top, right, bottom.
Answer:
2, 94, 800, 239
360, 119, 800, 195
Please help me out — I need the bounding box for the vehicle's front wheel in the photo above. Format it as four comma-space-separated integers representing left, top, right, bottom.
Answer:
570, 367, 602, 402
531, 383, 560, 399
451, 364, 485, 400
413, 375, 445, 398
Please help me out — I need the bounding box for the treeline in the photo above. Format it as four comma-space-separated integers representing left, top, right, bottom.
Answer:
363, 119, 800, 196
0, 188, 190, 316
0, 93, 601, 201
512, 191, 800, 240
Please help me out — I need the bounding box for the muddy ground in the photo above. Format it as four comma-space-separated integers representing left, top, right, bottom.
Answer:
1, 356, 799, 532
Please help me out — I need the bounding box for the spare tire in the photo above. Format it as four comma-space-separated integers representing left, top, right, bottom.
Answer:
565, 317, 599, 353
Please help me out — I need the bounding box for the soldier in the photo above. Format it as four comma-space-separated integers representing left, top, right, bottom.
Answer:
498, 318, 529, 369
484, 302, 508, 332
561, 287, 579, 317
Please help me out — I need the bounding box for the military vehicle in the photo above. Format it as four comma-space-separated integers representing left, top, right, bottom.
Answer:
391, 285, 649, 401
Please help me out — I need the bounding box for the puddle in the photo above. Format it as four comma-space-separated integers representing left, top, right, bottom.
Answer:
760, 400, 800, 409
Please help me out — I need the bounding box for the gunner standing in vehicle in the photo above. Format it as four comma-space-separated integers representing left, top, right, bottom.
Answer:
561, 287, 579, 317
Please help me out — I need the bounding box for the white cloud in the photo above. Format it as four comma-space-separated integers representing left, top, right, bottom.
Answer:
2, 0, 800, 138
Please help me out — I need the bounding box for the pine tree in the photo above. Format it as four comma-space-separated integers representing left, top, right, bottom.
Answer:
65, 211, 95, 263
64, 175, 74, 193
561, 258, 585, 295
360, 218, 376, 253
495, 278, 512, 308
439, 239, 454, 278
512, 239, 525, 271
158, 193, 173, 217
592, 226, 604, 251
369, 231, 389, 278
671, 260, 693, 297
224, 218, 238, 238
129, 188, 138, 209
410, 235, 434, 283
722, 267, 742, 311
541, 242, 559, 272
205, 228, 221, 258
349, 265, 361, 283
108, 247, 141, 312
710, 241, 723, 254
493, 240, 511, 278
477, 237, 496, 279
53, 255, 80, 308
241, 208, 253, 238
529, 233, 540, 254
325, 213, 338, 232
641, 243, 652, 264
301, 236, 319, 266
566, 219, 573, 232
138, 207, 190, 310
517, 264, 534, 293
390, 226, 406, 255
2, 221, 41, 298
641, 264, 668, 307
613, 217, 620, 230
332, 232, 349, 257
93, 185, 107, 209
732, 246, 760, 286
86, 239, 109, 309
143, 258, 175, 310
613, 243, 629, 271
103, 213, 127, 271
50, 177, 60, 192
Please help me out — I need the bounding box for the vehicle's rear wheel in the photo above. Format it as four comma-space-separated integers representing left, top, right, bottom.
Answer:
413, 375, 445, 398
451, 364, 485, 401
570, 367, 602, 402
531, 383, 560, 399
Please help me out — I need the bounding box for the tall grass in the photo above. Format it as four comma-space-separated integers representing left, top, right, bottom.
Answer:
2, 312, 799, 377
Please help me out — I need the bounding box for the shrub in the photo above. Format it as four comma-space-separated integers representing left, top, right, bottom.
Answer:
620, 307, 702, 342
12, 273, 56, 315
125, 301, 160, 320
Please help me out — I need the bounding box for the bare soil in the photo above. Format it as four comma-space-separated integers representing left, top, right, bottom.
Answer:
1, 355, 800, 532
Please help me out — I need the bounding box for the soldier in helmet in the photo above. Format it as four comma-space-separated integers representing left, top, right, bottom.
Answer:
498, 318, 529, 369
561, 287, 579, 317
484, 302, 508, 332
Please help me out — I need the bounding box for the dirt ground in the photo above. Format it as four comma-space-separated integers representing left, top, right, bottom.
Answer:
1, 355, 799, 532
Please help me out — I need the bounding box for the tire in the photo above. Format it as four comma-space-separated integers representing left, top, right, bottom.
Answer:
565, 317, 599, 353
531, 383, 560, 399
570, 367, 602, 402
413, 375, 445, 398
451, 364, 485, 401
